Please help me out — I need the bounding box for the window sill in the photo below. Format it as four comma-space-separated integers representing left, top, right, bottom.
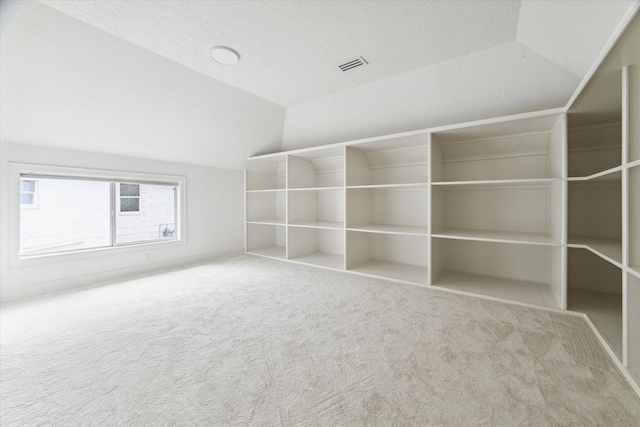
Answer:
13, 238, 185, 269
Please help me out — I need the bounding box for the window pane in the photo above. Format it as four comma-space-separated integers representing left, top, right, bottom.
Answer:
116, 184, 176, 244
120, 197, 139, 212
20, 194, 34, 205
20, 178, 111, 255
21, 180, 35, 192
120, 183, 140, 196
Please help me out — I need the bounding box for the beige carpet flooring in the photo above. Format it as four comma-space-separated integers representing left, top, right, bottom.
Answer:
1, 254, 639, 426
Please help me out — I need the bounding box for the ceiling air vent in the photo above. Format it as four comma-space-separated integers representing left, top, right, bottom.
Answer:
339, 56, 368, 72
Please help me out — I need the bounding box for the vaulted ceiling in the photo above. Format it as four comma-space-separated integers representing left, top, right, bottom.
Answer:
40, 1, 635, 108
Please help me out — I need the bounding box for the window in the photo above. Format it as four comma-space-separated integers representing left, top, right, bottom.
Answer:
119, 183, 140, 212
20, 180, 37, 206
19, 175, 179, 257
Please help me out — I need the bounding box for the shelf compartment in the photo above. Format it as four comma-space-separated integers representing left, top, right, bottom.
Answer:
567, 122, 621, 178
630, 165, 640, 272
431, 114, 563, 182
346, 186, 428, 235
431, 239, 563, 308
346, 231, 428, 285
246, 191, 285, 224
288, 147, 344, 189
288, 189, 344, 228
568, 248, 622, 358
567, 237, 622, 266
627, 273, 640, 385
432, 181, 563, 245
629, 64, 640, 163
288, 227, 344, 269
346, 134, 429, 186
246, 156, 286, 191
246, 223, 286, 259
568, 173, 621, 263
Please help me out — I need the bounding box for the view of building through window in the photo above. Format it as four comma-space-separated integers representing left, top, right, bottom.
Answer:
20, 177, 177, 256
20, 180, 37, 206
119, 183, 140, 212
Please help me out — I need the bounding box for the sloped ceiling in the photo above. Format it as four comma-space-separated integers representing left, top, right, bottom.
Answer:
2, 1, 638, 158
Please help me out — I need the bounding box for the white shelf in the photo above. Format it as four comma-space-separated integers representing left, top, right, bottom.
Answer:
290, 252, 344, 269
246, 188, 286, 193
568, 237, 622, 266
569, 288, 622, 358
289, 186, 342, 193
567, 166, 622, 182
431, 178, 559, 187
433, 228, 560, 246
348, 260, 428, 285
434, 271, 560, 308
347, 224, 428, 235
248, 246, 286, 259
346, 183, 428, 189
288, 221, 344, 229
246, 219, 286, 226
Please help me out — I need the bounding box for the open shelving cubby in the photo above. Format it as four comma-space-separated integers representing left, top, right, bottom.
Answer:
288, 189, 344, 229
288, 147, 344, 189
627, 273, 640, 385
346, 134, 429, 186
246, 223, 286, 259
246, 155, 286, 191
567, 121, 622, 178
568, 248, 623, 358
631, 165, 640, 276
568, 169, 622, 265
431, 113, 564, 183
288, 227, 344, 270
246, 191, 285, 225
629, 64, 640, 163
346, 231, 428, 285
431, 238, 563, 309
346, 185, 428, 235
431, 180, 563, 246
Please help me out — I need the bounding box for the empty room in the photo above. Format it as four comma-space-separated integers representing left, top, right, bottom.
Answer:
1, 1, 640, 425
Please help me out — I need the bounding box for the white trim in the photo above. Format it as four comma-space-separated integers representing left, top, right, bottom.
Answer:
581, 312, 640, 398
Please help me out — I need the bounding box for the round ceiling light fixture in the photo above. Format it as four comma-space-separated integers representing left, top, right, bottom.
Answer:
209, 46, 240, 65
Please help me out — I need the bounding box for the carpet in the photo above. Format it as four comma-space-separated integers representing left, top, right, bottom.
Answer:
1, 254, 639, 426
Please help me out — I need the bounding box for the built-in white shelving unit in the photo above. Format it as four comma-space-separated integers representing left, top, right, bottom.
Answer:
245, 15, 640, 389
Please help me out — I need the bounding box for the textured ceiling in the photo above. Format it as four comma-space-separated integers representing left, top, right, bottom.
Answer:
36, 0, 627, 109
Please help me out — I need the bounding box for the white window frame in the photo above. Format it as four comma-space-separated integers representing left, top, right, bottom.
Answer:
8, 163, 187, 268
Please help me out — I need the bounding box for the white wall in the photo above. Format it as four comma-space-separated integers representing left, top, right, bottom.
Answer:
0, 1, 276, 300
281, 42, 579, 151
0, 1, 285, 169
0, 143, 245, 301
